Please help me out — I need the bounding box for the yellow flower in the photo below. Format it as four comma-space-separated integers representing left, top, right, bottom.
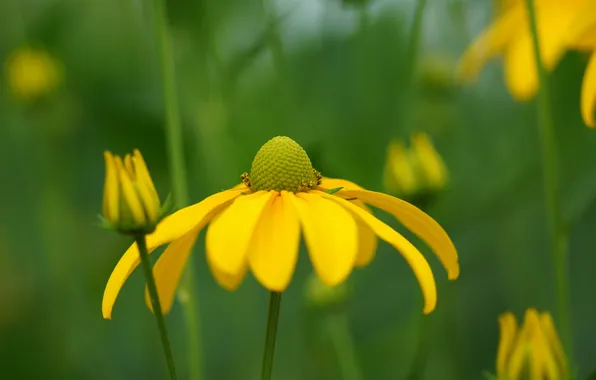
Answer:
458, 0, 594, 101
496, 309, 567, 380
102, 136, 459, 319
383, 133, 448, 197
103, 150, 162, 234
4, 47, 62, 101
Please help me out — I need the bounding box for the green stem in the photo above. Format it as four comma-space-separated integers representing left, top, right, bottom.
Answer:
524, 0, 573, 366
325, 313, 363, 380
406, 315, 431, 380
135, 235, 178, 380
261, 0, 286, 79
405, 0, 428, 89
261, 291, 282, 380
150, 1, 203, 379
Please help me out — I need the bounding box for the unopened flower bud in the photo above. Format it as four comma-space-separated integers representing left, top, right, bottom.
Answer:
102, 150, 162, 234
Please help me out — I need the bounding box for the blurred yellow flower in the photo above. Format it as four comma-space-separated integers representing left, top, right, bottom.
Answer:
102, 136, 459, 319
304, 273, 349, 310
4, 47, 62, 101
384, 133, 448, 197
458, 0, 596, 127
103, 150, 162, 234
496, 309, 568, 380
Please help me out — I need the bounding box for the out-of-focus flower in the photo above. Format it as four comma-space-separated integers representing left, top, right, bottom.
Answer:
496, 309, 568, 380
102, 150, 163, 234
384, 132, 448, 198
4, 47, 62, 102
418, 53, 456, 95
304, 273, 349, 311
458, 0, 596, 120
102, 136, 459, 319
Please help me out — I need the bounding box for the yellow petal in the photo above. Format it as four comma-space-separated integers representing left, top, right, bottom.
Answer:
497, 313, 519, 375
147, 188, 244, 249
340, 189, 459, 280
137, 179, 159, 223
103, 151, 120, 223
206, 191, 275, 275
503, 5, 576, 101
208, 259, 247, 291
289, 192, 358, 286
115, 156, 146, 225
353, 201, 377, 267
248, 191, 300, 291
124, 154, 134, 177
566, 1, 596, 49
101, 189, 242, 319
144, 231, 199, 314
315, 190, 437, 314
457, 3, 526, 82
539, 313, 567, 375
318, 177, 364, 192
133, 149, 158, 197
581, 53, 596, 128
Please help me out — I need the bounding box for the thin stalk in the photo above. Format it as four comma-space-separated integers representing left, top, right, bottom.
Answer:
325, 313, 363, 380
404, 0, 428, 89
406, 315, 431, 380
150, 0, 203, 379
261, 291, 283, 380
135, 235, 178, 380
261, 0, 286, 80
524, 0, 572, 366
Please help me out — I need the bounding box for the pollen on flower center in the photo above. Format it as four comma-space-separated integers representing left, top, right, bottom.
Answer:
245, 136, 321, 193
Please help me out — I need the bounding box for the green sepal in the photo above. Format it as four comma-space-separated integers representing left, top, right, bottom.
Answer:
324, 187, 344, 195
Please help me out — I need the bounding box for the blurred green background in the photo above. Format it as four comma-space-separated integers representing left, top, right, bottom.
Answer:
2, 0, 596, 379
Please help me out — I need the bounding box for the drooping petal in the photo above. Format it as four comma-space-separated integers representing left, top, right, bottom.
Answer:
103, 151, 120, 223
248, 191, 300, 291
497, 313, 518, 376
339, 189, 459, 280
503, 5, 576, 100
457, 3, 526, 82
289, 192, 358, 286
566, 1, 596, 50
144, 231, 199, 314
314, 182, 378, 267
101, 189, 242, 319
208, 256, 247, 290
206, 191, 276, 275
319, 177, 364, 192
581, 53, 596, 128
315, 191, 437, 314
352, 201, 378, 267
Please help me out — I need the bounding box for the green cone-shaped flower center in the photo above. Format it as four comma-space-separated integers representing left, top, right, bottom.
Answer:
249, 136, 320, 193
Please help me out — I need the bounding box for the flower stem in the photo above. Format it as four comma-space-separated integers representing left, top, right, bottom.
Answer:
150, 0, 203, 379
325, 313, 363, 380
261, 291, 282, 380
135, 234, 178, 380
405, 0, 428, 89
524, 0, 573, 365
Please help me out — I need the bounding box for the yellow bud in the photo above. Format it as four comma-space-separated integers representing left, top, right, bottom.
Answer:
383, 139, 418, 196
496, 309, 567, 380
102, 150, 161, 234
304, 274, 349, 310
411, 132, 448, 191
